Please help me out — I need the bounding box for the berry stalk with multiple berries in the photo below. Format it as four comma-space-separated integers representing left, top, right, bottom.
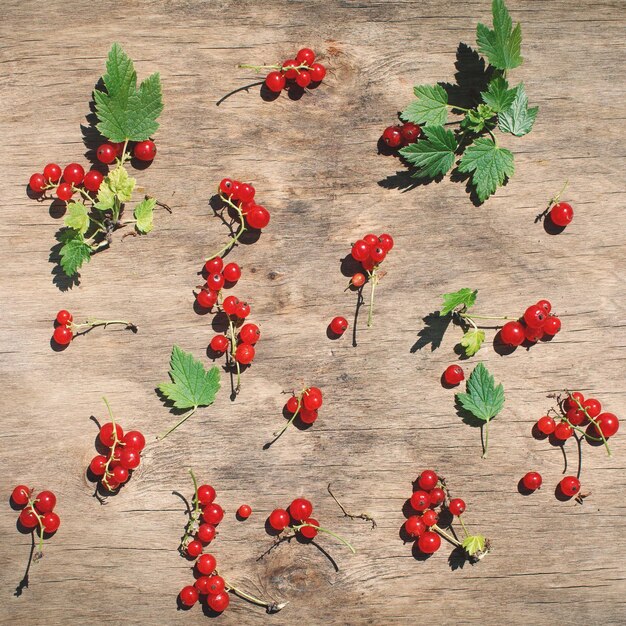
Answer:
266, 386, 323, 447
52, 309, 136, 348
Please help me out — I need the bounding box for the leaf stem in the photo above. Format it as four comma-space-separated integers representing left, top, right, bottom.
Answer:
206, 193, 248, 261
482, 419, 490, 458
157, 406, 197, 440
222, 578, 287, 613
446, 103, 470, 113
292, 522, 356, 553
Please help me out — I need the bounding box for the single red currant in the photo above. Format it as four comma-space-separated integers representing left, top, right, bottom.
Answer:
405, 515, 426, 538
303, 387, 323, 411
246, 205, 270, 229
363, 234, 379, 246
566, 407, 587, 426
34, 490, 56, 513
83, 169, 104, 192
309, 63, 326, 82
197, 523, 216, 543
99, 422, 124, 447
524, 325, 544, 343
120, 446, 141, 470
543, 316, 561, 336
422, 509, 438, 527
197, 484, 216, 506
268, 508, 290, 531
205, 257, 224, 274
123, 430, 146, 451
382, 126, 402, 148
265, 71, 286, 92
111, 142, 125, 157
56, 182, 74, 202
179, 585, 199, 607
222, 262, 241, 283
400, 122, 421, 144
522, 472, 542, 491
429, 487, 445, 506
196, 289, 218, 309
210, 335, 229, 353
89, 455, 107, 476
329, 316, 348, 335
296, 48, 315, 65
235, 343, 255, 365
219, 178, 234, 196
295, 70, 312, 88
96, 143, 117, 164
194, 576, 211, 595
537, 415, 556, 435
42, 512, 60, 533
564, 392, 584, 412
418, 531, 441, 554
234, 301, 251, 319
222, 295, 240, 316
43, 163, 62, 183
207, 272, 225, 292
593, 413, 619, 438
298, 517, 319, 539
299, 407, 318, 424
207, 591, 230, 613
448, 498, 466, 516
11, 485, 31, 507
559, 476, 581, 497
134, 140, 157, 161
289, 498, 313, 521
524, 305, 547, 329
370, 246, 387, 263
53, 325, 73, 345
238, 183, 255, 202
63, 163, 85, 185
410, 490, 430, 512
554, 421, 573, 441
196, 553, 217, 575
378, 233, 394, 251
29, 173, 46, 193
19, 507, 39, 528
286, 396, 300, 413
239, 323, 260, 345
550, 202, 573, 227
206, 575, 226, 595
112, 465, 129, 483
56, 310, 73, 325
237, 504, 252, 519
351, 272, 366, 288
417, 469, 438, 491
186, 539, 203, 558
443, 365, 464, 386
202, 503, 224, 525
500, 321, 525, 346
351, 240, 370, 262
582, 398, 602, 418
536, 299, 552, 315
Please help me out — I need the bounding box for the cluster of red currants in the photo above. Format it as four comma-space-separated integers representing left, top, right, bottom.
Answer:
216, 178, 270, 232
88, 413, 145, 492
96, 139, 156, 165
380, 122, 421, 150
51, 309, 136, 349
196, 257, 242, 310
29, 162, 104, 201
261, 48, 327, 93
269, 386, 323, 445
11, 485, 60, 557
500, 299, 562, 347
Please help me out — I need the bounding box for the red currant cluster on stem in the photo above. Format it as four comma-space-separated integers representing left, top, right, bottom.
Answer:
178, 470, 286, 614
239, 48, 327, 94
52, 309, 137, 348
403, 470, 489, 561
531, 391, 619, 503
88, 398, 145, 494
380, 121, 422, 150
11, 485, 60, 560
267, 497, 356, 554
266, 386, 323, 447
347, 233, 394, 329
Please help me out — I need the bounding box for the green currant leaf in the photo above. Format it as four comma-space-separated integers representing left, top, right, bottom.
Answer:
480, 76, 517, 112
94, 180, 116, 212
440, 288, 478, 316
106, 166, 135, 202
456, 362, 505, 423
134, 197, 156, 234
458, 138, 514, 203
460, 329, 486, 356
399, 126, 457, 179
63, 202, 90, 235
497, 83, 538, 136
476, 0, 523, 71
59, 232, 92, 277
94, 43, 164, 143
460, 104, 496, 133
462, 534, 486, 556
401, 84, 449, 127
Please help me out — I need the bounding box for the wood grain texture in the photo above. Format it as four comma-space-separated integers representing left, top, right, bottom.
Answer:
1, 0, 625, 624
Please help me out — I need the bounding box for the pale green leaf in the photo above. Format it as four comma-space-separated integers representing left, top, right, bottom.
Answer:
440, 288, 478, 316
476, 0, 523, 70
462, 534, 486, 556
460, 329, 486, 356
94, 180, 116, 211
64, 202, 90, 235
134, 197, 156, 234
498, 83, 538, 136
401, 84, 449, 126
458, 138, 514, 202
106, 166, 135, 202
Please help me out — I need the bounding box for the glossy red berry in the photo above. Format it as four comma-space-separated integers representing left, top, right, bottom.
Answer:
309, 63, 326, 82
303, 387, 323, 411
298, 517, 319, 539
194, 576, 211, 595
564, 392, 584, 411
299, 407, 318, 424
329, 316, 348, 335
29, 173, 46, 193
351, 272, 366, 288
296, 48, 315, 65
351, 240, 370, 262
265, 71, 286, 93
11, 485, 31, 507
99, 422, 123, 447
179, 585, 199, 607
418, 531, 441, 554
222, 262, 241, 283
34, 490, 56, 514
96, 143, 117, 164
550, 202, 573, 227
370, 245, 387, 263
196, 289, 218, 309
378, 233, 394, 251
522, 472, 542, 491
524, 324, 544, 343
405, 515, 426, 538
582, 398, 602, 418
289, 498, 313, 521
19, 507, 39, 529
53, 325, 73, 345
237, 504, 252, 519
207, 591, 230, 613
221, 295, 239, 317
205, 257, 223, 274
235, 343, 255, 365
429, 487, 445, 506
268, 508, 290, 531
89, 455, 107, 476
219, 178, 234, 196
448, 498, 466, 516
186, 540, 203, 558
197, 484, 216, 506
246, 205, 270, 229
239, 323, 260, 346
536, 299, 552, 315
56, 310, 73, 325
363, 234, 379, 247
593, 413, 619, 438
443, 365, 464, 386
42, 512, 60, 533
83, 169, 104, 192
123, 430, 146, 451
196, 553, 217, 575
524, 305, 547, 329
238, 183, 255, 203
400, 122, 421, 144
422, 509, 438, 527
234, 301, 251, 319
543, 316, 561, 336
207, 272, 225, 292
537, 415, 556, 435
559, 476, 581, 497
43, 163, 62, 183
111, 142, 125, 157
63, 163, 85, 185
120, 446, 141, 470
286, 396, 300, 413
210, 335, 229, 353
382, 126, 402, 148
295, 70, 312, 88
206, 575, 226, 595
56, 182, 74, 202
554, 421, 573, 441
202, 503, 224, 525
112, 465, 129, 484
417, 469, 438, 491
566, 407, 587, 426
197, 523, 216, 543
410, 490, 430, 512
134, 140, 157, 161
500, 321, 525, 346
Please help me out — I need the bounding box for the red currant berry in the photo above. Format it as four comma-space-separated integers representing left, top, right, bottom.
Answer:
246, 205, 270, 229
429, 487, 445, 506
237, 504, 252, 519
400, 122, 421, 144
207, 591, 230, 613
19, 507, 39, 529
582, 398, 602, 418
522, 471, 542, 491
421, 509, 438, 527
418, 531, 441, 554
448, 498, 466, 516
120, 446, 141, 470
566, 407, 587, 426
83, 169, 104, 192
96, 143, 117, 164
56, 310, 73, 325
134, 140, 157, 161
219, 178, 234, 196
405, 515, 426, 538
296, 48, 315, 65
205, 257, 223, 274
286, 396, 300, 413
329, 316, 348, 335
56, 182, 74, 202
410, 490, 430, 512
103, 478, 120, 491
265, 71, 286, 93
111, 142, 125, 157
559, 475, 581, 497
363, 234, 379, 246
186, 540, 203, 558
43, 163, 62, 183
230, 181, 242, 200
282, 59, 298, 79
210, 335, 228, 353
443, 365, 464, 386
500, 321, 525, 346
309, 63, 326, 82
196, 553, 217, 576
238, 183, 255, 203
524, 305, 547, 329
34, 490, 56, 514
63, 163, 85, 185
564, 392, 584, 411
207, 272, 225, 292
298, 517, 319, 539
543, 316, 561, 336
361, 257, 374, 272
537, 415, 556, 435
382, 126, 402, 148
29, 173, 46, 193
197, 523, 216, 543
206, 575, 226, 595
351, 240, 370, 262
289, 498, 313, 521
194, 576, 211, 595
299, 407, 318, 424
536, 299, 552, 315
42, 511, 60, 533
196, 289, 218, 309
303, 387, 323, 411
222, 262, 241, 283
378, 233, 394, 251
99, 422, 124, 447
203, 503, 224, 525
234, 301, 251, 319
268, 508, 290, 531
179, 585, 199, 607
554, 421, 573, 441
89, 455, 107, 476
239, 323, 260, 345
11, 485, 31, 507
53, 325, 73, 346
222, 295, 239, 316
550, 202, 573, 227
112, 465, 129, 483
524, 324, 544, 343
295, 70, 312, 88
593, 413, 619, 438
417, 470, 438, 491
351, 272, 366, 288
370, 245, 387, 263
123, 430, 146, 452
197, 484, 216, 506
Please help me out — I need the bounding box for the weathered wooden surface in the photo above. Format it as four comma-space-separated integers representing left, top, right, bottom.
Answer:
1, 1, 625, 624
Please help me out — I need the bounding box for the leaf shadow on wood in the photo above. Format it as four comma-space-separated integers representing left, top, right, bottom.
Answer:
410, 312, 450, 353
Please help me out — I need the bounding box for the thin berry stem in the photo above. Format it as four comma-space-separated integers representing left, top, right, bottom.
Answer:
272, 396, 302, 440
238, 62, 310, 73
157, 406, 197, 440
550, 179, 569, 207
72, 319, 135, 332
568, 391, 611, 456
367, 272, 379, 328
206, 193, 247, 261
458, 515, 470, 538
432, 524, 462, 548
227, 317, 241, 392
446, 103, 470, 113
222, 577, 287, 613
100, 397, 124, 490
460, 313, 518, 323
180, 469, 202, 550
293, 522, 356, 553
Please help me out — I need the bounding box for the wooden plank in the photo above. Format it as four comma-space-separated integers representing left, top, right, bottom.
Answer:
1, 0, 625, 624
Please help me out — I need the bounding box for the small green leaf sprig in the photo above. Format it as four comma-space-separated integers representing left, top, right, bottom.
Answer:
397, 0, 538, 202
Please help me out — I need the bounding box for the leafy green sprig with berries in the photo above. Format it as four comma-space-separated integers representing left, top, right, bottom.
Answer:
399, 0, 537, 202
57, 43, 164, 277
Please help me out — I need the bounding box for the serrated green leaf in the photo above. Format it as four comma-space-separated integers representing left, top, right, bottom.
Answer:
498, 83, 538, 136
94, 180, 116, 211
159, 345, 220, 411
458, 138, 514, 202
399, 126, 457, 179
401, 84, 449, 126
59, 232, 92, 277
460, 104, 497, 133
64, 202, 90, 235
460, 329, 486, 356
462, 534, 486, 556
134, 197, 156, 233
94, 43, 163, 143
106, 166, 135, 202
456, 362, 504, 423
481, 77, 518, 112
440, 288, 478, 316
476, 0, 523, 70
